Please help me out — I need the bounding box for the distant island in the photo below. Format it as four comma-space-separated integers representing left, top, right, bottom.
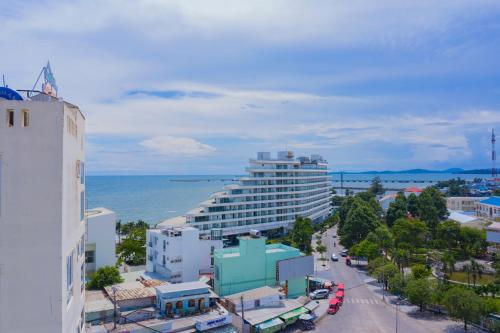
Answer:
330, 168, 492, 175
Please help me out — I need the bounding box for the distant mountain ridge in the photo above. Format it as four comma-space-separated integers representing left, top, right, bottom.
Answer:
330, 168, 491, 174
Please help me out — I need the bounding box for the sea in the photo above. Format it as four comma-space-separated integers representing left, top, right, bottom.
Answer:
87, 173, 486, 225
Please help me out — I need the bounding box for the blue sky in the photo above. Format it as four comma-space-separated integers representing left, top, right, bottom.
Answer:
2, 0, 500, 174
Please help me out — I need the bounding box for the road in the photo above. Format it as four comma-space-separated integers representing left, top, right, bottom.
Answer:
310, 227, 481, 333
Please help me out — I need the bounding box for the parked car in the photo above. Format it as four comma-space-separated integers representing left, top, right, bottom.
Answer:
340, 249, 349, 257
328, 298, 341, 315
331, 253, 339, 261
309, 289, 330, 300
332, 234, 337, 238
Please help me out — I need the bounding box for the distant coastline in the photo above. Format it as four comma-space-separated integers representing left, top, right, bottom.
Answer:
329, 168, 492, 175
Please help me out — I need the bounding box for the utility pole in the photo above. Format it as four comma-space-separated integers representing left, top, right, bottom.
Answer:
395, 300, 399, 333
493, 129, 497, 178
112, 286, 118, 330
240, 295, 244, 321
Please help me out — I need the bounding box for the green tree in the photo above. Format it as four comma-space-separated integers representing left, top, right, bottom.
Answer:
369, 176, 385, 196
443, 286, 484, 330
291, 217, 314, 254
351, 239, 380, 261
411, 264, 431, 279
392, 218, 428, 249
87, 266, 123, 290
356, 191, 383, 218
394, 248, 410, 273
338, 196, 356, 233
436, 220, 461, 249
386, 192, 407, 227
417, 187, 448, 236
469, 258, 485, 287
407, 193, 419, 218
117, 226, 147, 265
315, 239, 327, 259
388, 272, 406, 296
341, 198, 379, 248
441, 251, 456, 278
374, 262, 399, 291
405, 278, 434, 311
459, 227, 487, 258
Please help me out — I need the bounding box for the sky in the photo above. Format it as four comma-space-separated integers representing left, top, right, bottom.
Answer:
2, 0, 500, 174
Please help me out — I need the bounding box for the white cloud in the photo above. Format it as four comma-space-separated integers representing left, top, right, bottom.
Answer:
140, 136, 216, 156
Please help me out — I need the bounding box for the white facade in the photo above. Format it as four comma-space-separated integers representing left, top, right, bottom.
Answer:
161, 151, 332, 236
0, 94, 86, 333
85, 207, 117, 273
146, 227, 222, 282
446, 197, 483, 212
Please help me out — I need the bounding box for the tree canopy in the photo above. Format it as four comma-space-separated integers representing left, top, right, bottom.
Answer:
443, 286, 484, 330
87, 266, 123, 290
291, 217, 314, 254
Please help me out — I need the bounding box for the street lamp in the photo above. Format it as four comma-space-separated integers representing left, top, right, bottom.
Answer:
395, 299, 400, 333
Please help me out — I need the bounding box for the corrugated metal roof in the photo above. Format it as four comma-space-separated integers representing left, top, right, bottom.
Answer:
104, 282, 156, 301
480, 196, 500, 207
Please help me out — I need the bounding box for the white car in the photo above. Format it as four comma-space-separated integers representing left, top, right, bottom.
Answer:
309, 289, 330, 300
331, 254, 339, 261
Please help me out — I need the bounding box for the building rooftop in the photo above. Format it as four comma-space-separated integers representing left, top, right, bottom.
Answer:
236, 298, 303, 326
85, 207, 115, 218
104, 281, 157, 301
155, 281, 210, 294
85, 290, 114, 313
480, 196, 500, 207
448, 210, 481, 224
487, 222, 500, 231
157, 215, 188, 228
225, 286, 281, 303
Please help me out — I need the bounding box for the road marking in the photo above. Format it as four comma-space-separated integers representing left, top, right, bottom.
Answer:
344, 298, 381, 305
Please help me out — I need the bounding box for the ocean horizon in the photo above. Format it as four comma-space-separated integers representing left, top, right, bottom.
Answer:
86, 173, 486, 225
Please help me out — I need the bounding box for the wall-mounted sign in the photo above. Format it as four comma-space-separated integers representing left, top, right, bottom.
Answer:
195, 314, 232, 331
0, 87, 23, 101
42, 61, 58, 97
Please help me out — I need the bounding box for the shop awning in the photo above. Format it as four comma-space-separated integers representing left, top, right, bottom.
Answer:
255, 318, 284, 333
279, 307, 308, 322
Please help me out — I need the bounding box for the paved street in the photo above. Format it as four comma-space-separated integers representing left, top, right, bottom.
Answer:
309, 227, 483, 333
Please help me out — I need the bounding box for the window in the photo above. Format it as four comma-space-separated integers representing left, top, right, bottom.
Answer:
80, 162, 85, 184
66, 251, 74, 304
188, 299, 196, 307
21, 109, 29, 127
80, 262, 85, 292
79, 235, 85, 257
85, 250, 95, 264
6, 110, 14, 127
76, 161, 81, 179
80, 191, 85, 222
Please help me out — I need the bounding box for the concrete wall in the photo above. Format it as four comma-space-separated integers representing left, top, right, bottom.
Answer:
86, 207, 117, 272
0, 98, 86, 333
214, 237, 306, 297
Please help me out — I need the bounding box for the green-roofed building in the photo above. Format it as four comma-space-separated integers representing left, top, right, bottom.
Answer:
214, 235, 307, 298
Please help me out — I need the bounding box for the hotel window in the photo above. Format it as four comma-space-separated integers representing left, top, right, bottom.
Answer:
80, 262, 85, 292
76, 160, 81, 179
21, 109, 29, 127
80, 161, 85, 184
6, 109, 14, 127
80, 191, 85, 222
66, 251, 74, 304
85, 250, 95, 264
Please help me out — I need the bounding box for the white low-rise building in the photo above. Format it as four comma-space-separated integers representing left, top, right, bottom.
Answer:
146, 227, 222, 283
446, 197, 483, 212
85, 207, 117, 273
478, 197, 500, 220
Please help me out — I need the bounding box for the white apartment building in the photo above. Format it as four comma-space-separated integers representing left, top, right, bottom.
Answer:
0, 92, 86, 333
159, 151, 332, 237
85, 207, 117, 273
146, 227, 222, 283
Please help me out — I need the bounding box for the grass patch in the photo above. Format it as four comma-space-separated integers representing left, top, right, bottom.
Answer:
447, 271, 495, 285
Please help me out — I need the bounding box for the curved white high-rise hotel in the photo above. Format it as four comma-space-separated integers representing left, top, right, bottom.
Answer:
160, 151, 332, 237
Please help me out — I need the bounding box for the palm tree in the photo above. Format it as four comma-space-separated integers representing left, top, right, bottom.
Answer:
469, 258, 484, 287
441, 252, 455, 279
463, 264, 471, 286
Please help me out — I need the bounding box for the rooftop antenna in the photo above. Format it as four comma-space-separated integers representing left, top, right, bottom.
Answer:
493, 128, 497, 178
2, 74, 6, 87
